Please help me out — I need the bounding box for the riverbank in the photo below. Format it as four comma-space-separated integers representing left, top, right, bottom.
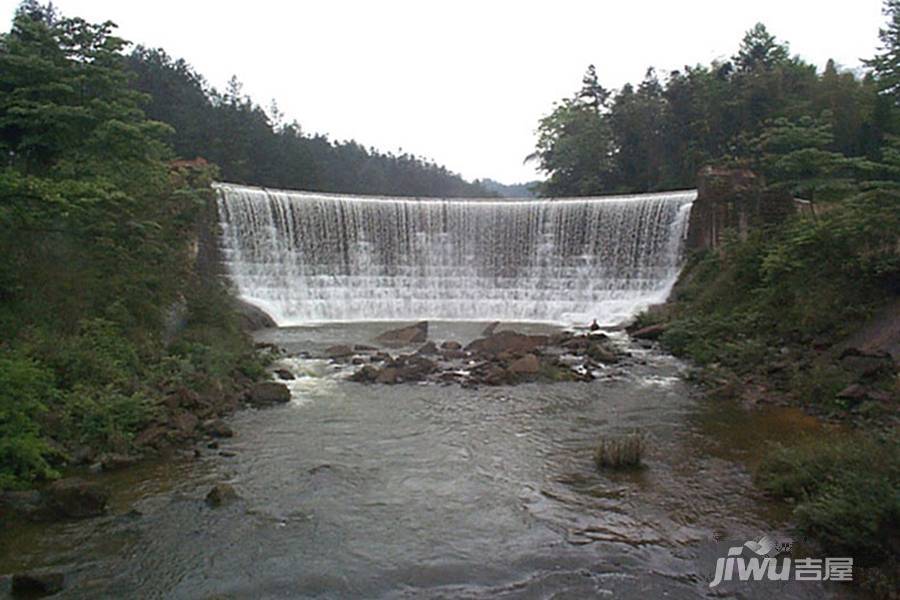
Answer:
627, 201, 900, 596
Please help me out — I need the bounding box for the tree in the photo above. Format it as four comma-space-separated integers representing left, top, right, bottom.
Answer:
865, 0, 900, 103
733, 23, 790, 73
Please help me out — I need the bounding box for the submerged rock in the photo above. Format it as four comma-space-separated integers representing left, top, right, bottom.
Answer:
11, 571, 65, 596
99, 453, 138, 472
205, 483, 239, 507
375, 321, 428, 347
45, 478, 109, 519
0, 490, 49, 521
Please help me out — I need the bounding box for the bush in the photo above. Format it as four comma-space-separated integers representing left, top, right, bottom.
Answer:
60, 386, 158, 451
0, 356, 59, 489
756, 435, 900, 565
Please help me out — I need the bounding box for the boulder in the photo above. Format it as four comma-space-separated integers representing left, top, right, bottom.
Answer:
234, 298, 277, 331
274, 368, 295, 381
374, 322, 428, 347
482, 321, 501, 336
325, 344, 354, 359
440, 340, 462, 351
508, 354, 541, 374
629, 323, 667, 340
350, 365, 380, 383
441, 348, 468, 360
205, 483, 238, 507
246, 381, 291, 406
45, 478, 109, 519
170, 411, 199, 435
11, 571, 65, 596
203, 418, 234, 438
466, 331, 549, 357
416, 341, 439, 355
836, 384, 868, 401
587, 342, 619, 364
134, 425, 168, 450
397, 356, 437, 381
375, 367, 400, 384
839, 349, 893, 379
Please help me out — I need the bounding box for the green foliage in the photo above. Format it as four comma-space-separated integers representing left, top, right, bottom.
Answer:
865, 0, 900, 103
756, 435, 900, 564
0, 5, 262, 489
125, 47, 493, 198
0, 355, 58, 489
531, 17, 899, 195
59, 386, 156, 451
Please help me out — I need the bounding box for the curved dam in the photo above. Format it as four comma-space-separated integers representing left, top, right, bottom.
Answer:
214, 183, 695, 325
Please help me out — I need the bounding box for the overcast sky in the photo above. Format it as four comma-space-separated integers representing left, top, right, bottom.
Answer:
0, 0, 886, 183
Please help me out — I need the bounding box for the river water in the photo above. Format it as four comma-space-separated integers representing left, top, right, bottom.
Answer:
0, 323, 846, 599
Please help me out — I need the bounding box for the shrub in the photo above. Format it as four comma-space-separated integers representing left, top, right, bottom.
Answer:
61, 387, 158, 451
0, 356, 59, 489
756, 435, 900, 565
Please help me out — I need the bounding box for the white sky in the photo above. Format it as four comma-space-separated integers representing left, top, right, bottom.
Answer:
0, 0, 886, 183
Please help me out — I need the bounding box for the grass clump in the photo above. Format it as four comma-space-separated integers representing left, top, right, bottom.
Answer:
594, 432, 645, 470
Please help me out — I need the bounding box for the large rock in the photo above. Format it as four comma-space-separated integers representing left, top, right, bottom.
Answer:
205, 483, 238, 507
629, 323, 667, 341
325, 344, 354, 359
45, 478, 109, 519
234, 298, 277, 331
246, 381, 291, 406
374, 322, 428, 347
466, 331, 549, 357
11, 571, 65, 596
508, 354, 541, 374
202, 418, 234, 438
587, 342, 619, 364
839, 348, 894, 379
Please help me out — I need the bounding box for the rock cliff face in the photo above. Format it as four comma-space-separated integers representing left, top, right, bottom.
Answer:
686, 166, 793, 251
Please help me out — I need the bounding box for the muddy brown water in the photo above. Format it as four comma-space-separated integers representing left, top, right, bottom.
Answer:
0, 322, 850, 599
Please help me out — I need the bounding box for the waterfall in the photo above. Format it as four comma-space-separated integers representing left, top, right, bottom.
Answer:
215, 183, 695, 326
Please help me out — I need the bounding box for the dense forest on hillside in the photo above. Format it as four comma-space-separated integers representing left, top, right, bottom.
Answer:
530, 23, 899, 200
0, 2, 273, 489
126, 48, 492, 198
535, 4, 899, 582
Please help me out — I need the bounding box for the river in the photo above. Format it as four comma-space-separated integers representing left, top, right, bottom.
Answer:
0, 322, 844, 599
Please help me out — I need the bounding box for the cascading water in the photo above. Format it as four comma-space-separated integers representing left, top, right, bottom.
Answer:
215, 183, 695, 325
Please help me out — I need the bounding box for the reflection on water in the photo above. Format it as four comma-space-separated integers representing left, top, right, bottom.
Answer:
0, 323, 844, 599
